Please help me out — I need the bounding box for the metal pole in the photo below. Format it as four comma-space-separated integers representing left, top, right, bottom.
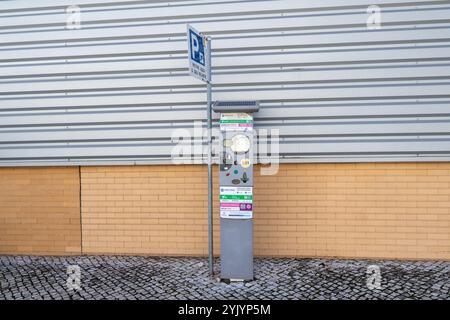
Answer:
206, 37, 214, 276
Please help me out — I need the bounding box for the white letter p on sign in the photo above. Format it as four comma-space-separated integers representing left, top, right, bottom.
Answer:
191, 35, 199, 59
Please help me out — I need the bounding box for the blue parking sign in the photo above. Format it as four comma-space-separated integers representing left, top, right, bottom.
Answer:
187, 25, 209, 82
189, 29, 205, 66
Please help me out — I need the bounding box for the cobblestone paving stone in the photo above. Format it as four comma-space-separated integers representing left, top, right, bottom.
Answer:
0, 256, 449, 300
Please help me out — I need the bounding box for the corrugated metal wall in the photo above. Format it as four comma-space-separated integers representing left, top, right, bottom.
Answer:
1, 0, 450, 166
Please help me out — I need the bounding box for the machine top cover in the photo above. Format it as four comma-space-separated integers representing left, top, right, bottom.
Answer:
213, 101, 260, 113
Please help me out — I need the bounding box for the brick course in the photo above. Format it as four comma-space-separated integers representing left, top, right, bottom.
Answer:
81, 163, 450, 260
80, 165, 215, 256
1, 164, 449, 259
0, 167, 81, 255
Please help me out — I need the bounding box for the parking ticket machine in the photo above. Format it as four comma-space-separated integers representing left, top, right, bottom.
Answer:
213, 101, 259, 281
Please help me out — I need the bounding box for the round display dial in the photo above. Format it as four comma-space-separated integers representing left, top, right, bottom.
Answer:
230, 134, 251, 153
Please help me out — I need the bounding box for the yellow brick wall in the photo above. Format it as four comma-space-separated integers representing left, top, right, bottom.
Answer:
81, 163, 450, 260
80, 165, 217, 256
0, 167, 81, 255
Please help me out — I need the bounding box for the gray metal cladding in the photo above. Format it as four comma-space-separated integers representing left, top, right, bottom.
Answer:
1, 0, 450, 166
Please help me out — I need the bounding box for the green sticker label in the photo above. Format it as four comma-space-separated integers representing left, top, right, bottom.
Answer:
220, 195, 253, 200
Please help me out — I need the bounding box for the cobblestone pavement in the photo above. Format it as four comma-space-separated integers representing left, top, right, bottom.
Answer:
0, 256, 449, 300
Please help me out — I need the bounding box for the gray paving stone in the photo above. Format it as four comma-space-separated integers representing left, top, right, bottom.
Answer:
0, 255, 449, 300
